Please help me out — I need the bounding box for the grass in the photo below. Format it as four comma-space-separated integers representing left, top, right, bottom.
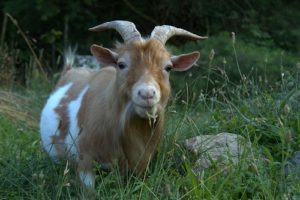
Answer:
1, 31, 300, 199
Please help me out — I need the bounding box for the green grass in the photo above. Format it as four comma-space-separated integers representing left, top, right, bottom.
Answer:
0, 35, 300, 199
1, 78, 299, 199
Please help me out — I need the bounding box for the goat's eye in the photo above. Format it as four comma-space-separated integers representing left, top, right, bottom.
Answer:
117, 62, 127, 70
164, 65, 172, 72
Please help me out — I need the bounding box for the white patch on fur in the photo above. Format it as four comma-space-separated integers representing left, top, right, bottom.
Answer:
65, 86, 89, 161
131, 77, 161, 119
79, 171, 95, 188
40, 83, 73, 159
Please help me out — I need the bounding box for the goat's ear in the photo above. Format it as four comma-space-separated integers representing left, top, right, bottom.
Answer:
90, 44, 118, 66
171, 51, 200, 72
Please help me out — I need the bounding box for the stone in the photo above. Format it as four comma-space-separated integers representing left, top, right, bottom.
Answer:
284, 151, 300, 177
185, 133, 251, 171
74, 55, 99, 69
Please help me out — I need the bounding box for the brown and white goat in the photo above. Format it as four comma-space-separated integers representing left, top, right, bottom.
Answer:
40, 20, 206, 188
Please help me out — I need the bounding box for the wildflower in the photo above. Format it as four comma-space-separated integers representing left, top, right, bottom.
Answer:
285, 129, 292, 144
181, 100, 188, 105
39, 171, 44, 179
231, 32, 236, 44
223, 57, 227, 65
264, 56, 268, 63
64, 161, 69, 176
209, 49, 215, 61
198, 93, 205, 102
65, 182, 71, 187
283, 104, 290, 115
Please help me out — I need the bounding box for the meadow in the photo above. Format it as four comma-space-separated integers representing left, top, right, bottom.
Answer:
0, 28, 300, 199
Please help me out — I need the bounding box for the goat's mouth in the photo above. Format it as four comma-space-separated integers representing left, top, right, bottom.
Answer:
134, 104, 158, 119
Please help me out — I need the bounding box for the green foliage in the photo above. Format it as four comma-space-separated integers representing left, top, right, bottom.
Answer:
169, 32, 299, 101
1, 0, 300, 83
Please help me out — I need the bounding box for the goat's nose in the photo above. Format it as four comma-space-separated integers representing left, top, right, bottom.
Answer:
138, 89, 156, 100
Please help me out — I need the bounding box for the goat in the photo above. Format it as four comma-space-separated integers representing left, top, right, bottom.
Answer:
40, 20, 206, 188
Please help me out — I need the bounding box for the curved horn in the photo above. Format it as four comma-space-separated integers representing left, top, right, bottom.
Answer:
150, 25, 207, 44
89, 20, 142, 43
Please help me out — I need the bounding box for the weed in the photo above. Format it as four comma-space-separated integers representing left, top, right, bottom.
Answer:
1, 19, 300, 199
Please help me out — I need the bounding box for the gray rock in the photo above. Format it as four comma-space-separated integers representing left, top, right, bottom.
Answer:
284, 151, 300, 177
289, 90, 300, 109
74, 55, 100, 69
185, 133, 251, 171
293, 151, 300, 164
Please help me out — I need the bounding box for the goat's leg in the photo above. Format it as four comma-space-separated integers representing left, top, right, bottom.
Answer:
78, 154, 95, 188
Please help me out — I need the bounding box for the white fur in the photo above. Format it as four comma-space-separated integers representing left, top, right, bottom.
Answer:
40, 83, 73, 159
79, 171, 95, 188
65, 86, 89, 161
132, 77, 161, 119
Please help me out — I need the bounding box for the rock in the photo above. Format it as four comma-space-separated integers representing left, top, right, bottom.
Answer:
185, 133, 251, 171
74, 55, 99, 69
293, 151, 300, 165
289, 89, 300, 109
284, 151, 300, 177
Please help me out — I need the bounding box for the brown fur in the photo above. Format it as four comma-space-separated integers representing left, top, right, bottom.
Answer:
52, 39, 174, 182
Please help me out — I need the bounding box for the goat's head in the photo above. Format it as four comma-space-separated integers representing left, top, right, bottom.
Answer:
89, 21, 206, 118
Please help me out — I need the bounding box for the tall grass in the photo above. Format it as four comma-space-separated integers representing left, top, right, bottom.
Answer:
1, 16, 300, 199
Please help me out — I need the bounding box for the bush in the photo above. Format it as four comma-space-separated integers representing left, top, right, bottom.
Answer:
1, 0, 300, 84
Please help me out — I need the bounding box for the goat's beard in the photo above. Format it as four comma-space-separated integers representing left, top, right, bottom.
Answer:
135, 105, 158, 119
120, 101, 164, 130
120, 101, 161, 129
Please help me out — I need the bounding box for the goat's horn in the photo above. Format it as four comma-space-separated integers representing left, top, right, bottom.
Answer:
150, 25, 207, 44
89, 20, 142, 43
